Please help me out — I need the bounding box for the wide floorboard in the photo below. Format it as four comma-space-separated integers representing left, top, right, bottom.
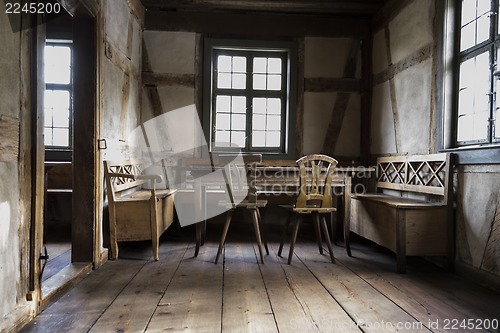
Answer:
21, 223, 500, 333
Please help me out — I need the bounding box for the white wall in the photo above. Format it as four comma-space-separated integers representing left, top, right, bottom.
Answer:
303, 37, 361, 158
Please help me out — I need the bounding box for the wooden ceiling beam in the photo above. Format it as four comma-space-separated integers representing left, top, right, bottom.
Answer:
141, 0, 384, 15
145, 10, 371, 38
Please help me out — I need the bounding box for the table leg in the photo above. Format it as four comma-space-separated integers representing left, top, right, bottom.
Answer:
195, 222, 202, 257
194, 178, 203, 257
344, 176, 352, 257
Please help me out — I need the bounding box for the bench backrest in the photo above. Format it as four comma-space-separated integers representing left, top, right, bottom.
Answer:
104, 160, 148, 201
376, 153, 453, 203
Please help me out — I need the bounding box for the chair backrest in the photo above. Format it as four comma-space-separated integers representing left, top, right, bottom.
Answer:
295, 154, 338, 209
218, 154, 262, 206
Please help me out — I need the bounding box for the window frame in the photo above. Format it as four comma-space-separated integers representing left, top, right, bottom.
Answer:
44, 39, 73, 157
455, 0, 499, 146
439, 0, 500, 164
203, 38, 297, 159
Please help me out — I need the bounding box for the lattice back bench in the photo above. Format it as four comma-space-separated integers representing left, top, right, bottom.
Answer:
104, 160, 176, 261
348, 153, 454, 273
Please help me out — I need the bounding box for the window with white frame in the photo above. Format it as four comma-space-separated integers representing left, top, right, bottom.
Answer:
44, 40, 73, 149
456, 0, 500, 145
204, 39, 297, 156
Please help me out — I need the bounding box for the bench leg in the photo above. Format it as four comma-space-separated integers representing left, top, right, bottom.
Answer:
151, 198, 160, 261
396, 210, 406, 273
109, 207, 119, 260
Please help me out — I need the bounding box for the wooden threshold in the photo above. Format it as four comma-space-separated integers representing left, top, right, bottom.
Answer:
41, 262, 93, 310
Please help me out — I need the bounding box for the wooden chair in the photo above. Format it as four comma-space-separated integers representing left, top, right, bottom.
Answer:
215, 155, 269, 264
278, 154, 338, 264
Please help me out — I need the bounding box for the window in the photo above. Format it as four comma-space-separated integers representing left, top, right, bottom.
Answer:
44, 40, 73, 149
456, 0, 499, 145
204, 39, 297, 156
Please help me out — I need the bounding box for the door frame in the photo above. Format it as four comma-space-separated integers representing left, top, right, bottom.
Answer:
30, 2, 101, 306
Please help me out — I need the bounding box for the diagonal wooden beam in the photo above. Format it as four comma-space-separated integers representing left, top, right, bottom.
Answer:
321, 40, 360, 156
142, 39, 164, 118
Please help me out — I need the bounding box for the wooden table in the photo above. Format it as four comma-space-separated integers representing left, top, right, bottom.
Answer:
188, 163, 374, 257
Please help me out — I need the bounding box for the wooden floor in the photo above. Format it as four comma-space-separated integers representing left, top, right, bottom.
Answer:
21, 223, 500, 333
42, 241, 72, 283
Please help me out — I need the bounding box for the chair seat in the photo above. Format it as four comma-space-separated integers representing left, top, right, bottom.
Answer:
219, 199, 268, 209
293, 207, 336, 214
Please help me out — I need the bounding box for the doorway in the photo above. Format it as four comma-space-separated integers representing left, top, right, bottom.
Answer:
37, 9, 97, 305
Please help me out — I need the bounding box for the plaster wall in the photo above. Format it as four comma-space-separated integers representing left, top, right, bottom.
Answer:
0, 10, 33, 325
305, 37, 361, 79
456, 166, 500, 275
102, 0, 142, 152
388, 0, 433, 64
372, 29, 388, 75
141, 31, 197, 156
392, 58, 432, 154
141, 31, 196, 117
371, 81, 396, 154
303, 92, 336, 154
143, 31, 196, 74
303, 37, 361, 159
371, 0, 433, 155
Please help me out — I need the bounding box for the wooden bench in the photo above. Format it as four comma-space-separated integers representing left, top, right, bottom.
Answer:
104, 160, 176, 261
349, 153, 454, 273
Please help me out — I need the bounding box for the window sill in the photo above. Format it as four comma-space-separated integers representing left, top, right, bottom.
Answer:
45, 149, 72, 162
440, 144, 500, 165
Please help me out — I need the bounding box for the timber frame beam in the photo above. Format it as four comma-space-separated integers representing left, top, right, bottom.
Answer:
145, 11, 371, 38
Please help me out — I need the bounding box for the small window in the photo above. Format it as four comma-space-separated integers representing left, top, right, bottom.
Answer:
44, 40, 73, 149
204, 39, 297, 156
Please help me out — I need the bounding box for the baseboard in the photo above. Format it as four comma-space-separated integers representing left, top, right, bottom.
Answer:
0, 302, 37, 333
455, 261, 500, 293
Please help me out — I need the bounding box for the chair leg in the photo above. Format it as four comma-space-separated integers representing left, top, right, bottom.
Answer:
215, 209, 233, 264
251, 209, 265, 264
320, 215, 335, 263
194, 222, 202, 257
255, 208, 269, 255
278, 211, 292, 257
313, 213, 323, 254
288, 215, 301, 264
